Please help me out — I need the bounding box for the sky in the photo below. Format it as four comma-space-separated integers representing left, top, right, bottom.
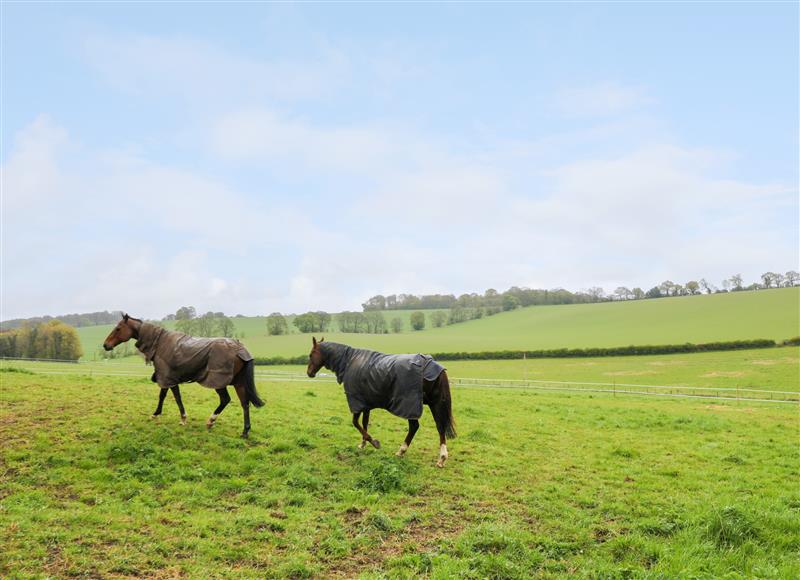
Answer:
2, 2, 798, 320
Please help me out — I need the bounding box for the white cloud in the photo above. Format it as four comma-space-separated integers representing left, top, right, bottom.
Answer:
3, 77, 796, 321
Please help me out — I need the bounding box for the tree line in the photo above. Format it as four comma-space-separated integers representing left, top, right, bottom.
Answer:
169, 306, 238, 338
1, 310, 122, 331
0, 320, 83, 361
361, 271, 800, 311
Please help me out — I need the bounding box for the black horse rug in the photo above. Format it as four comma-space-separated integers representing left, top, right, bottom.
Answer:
135, 322, 253, 389
319, 342, 445, 419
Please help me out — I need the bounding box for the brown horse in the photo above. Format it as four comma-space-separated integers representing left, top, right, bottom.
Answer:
103, 314, 264, 437
307, 337, 456, 467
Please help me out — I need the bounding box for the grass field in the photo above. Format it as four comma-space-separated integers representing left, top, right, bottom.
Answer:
262, 346, 799, 394
78, 288, 800, 361
1, 367, 798, 578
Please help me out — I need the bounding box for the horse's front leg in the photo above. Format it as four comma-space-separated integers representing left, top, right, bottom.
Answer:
151, 388, 168, 419
170, 386, 187, 425
353, 412, 380, 449
207, 387, 231, 430
396, 419, 419, 456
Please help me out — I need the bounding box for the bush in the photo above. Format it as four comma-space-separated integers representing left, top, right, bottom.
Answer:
410, 311, 425, 331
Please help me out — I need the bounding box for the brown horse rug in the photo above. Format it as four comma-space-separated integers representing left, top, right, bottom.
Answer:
319, 342, 445, 419
135, 322, 253, 389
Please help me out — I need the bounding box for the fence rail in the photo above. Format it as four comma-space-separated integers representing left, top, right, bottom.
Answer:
2, 357, 797, 404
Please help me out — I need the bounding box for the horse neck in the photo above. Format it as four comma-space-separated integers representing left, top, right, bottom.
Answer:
322, 343, 350, 375
129, 319, 144, 340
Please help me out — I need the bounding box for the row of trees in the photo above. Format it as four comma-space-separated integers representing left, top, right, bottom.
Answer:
362, 271, 800, 311
1, 310, 122, 331
0, 320, 83, 361
172, 307, 238, 338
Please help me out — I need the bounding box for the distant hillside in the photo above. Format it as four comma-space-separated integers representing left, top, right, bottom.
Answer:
77, 288, 799, 360
1, 310, 122, 331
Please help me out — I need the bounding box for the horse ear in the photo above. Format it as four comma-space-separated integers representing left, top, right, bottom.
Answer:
312, 336, 317, 347
123, 313, 129, 321
320, 337, 324, 342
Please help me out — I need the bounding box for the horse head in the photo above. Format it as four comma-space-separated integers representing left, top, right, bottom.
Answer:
307, 336, 325, 377
103, 313, 140, 351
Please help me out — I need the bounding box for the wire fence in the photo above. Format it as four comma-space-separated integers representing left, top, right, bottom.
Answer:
1, 357, 797, 405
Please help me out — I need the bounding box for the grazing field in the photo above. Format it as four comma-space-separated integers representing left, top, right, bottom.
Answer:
77, 288, 800, 361
1, 368, 798, 578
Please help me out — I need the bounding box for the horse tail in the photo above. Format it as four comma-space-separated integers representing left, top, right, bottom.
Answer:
243, 359, 265, 408
438, 371, 457, 439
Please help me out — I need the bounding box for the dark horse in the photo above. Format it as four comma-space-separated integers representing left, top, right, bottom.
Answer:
103, 314, 264, 437
307, 337, 456, 467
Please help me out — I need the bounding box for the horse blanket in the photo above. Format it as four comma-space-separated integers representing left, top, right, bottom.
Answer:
135, 322, 252, 389
320, 342, 445, 420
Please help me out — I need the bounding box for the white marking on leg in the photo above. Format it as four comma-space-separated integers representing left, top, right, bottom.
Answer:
180, 415, 187, 426
396, 442, 409, 457
206, 414, 217, 428
436, 444, 449, 468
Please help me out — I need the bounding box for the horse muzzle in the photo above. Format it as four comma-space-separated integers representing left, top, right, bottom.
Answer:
103, 343, 113, 351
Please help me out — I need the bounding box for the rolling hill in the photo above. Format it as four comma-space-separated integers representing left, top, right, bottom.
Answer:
77, 288, 799, 360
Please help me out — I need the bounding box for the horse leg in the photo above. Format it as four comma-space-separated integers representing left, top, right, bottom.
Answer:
428, 403, 449, 467
207, 387, 231, 429
426, 373, 456, 468
396, 419, 419, 456
170, 386, 187, 425
151, 388, 168, 419
362, 410, 381, 449
234, 385, 251, 439
352, 412, 380, 449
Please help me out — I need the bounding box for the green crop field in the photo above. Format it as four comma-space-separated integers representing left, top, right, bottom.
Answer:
78, 289, 800, 361
1, 367, 798, 578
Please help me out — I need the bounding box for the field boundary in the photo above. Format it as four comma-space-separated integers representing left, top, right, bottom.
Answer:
3, 358, 797, 405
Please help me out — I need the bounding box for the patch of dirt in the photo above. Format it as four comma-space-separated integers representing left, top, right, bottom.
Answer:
751, 360, 779, 366
603, 370, 657, 377
325, 510, 465, 578
704, 405, 756, 413
701, 371, 746, 378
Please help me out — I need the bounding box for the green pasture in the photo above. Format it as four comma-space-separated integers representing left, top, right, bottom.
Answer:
1, 367, 798, 578
78, 288, 800, 361
261, 346, 800, 394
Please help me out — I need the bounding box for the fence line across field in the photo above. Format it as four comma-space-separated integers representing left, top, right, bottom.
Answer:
2, 357, 797, 405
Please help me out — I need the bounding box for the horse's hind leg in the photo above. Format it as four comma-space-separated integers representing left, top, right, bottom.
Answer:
151, 388, 168, 419
396, 419, 419, 456
353, 412, 380, 449
170, 386, 187, 425
207, 387, 231, 429
428, 403, 449, 467
234, 385, 251, 439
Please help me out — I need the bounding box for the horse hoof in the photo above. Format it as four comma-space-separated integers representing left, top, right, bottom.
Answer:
395, 450, 405, 457
436, 456, 447, 468
358, 440, 366, 449
206, 420, 215, 429
180, 416, 187, 426
150, 414, 160, 420
371, 439, 381, 450
241, 432, 249, 439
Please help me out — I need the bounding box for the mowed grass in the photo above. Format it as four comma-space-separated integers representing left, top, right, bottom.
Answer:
1, 369, 798, 578
79, 288, 800, 360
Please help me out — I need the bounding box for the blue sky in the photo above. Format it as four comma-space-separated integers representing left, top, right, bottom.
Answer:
2, 2, 798, 320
